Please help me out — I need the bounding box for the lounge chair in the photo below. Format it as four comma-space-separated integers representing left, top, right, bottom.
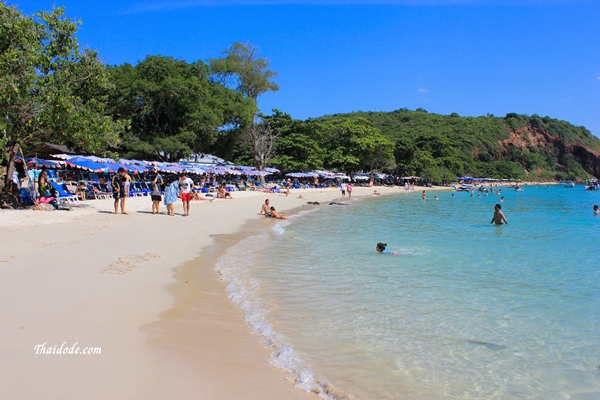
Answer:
49, 181, 78, 203
130, 182, 147, 196
90, 184, 112, 200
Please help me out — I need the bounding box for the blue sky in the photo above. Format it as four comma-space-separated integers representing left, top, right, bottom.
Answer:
14, 0, 600, 138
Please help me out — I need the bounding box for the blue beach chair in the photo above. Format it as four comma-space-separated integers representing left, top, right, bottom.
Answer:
49, 181, 78, 203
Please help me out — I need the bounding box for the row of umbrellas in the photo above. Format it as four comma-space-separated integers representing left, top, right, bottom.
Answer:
25, 154, 282, 176
24, 154, 372, 180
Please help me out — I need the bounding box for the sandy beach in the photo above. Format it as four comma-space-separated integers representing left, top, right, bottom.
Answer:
0, 185, 447, 400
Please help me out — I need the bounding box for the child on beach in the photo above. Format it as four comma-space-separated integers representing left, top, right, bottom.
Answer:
376, 243, 398, 255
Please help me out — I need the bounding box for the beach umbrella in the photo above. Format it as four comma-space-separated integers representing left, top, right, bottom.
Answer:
52, 154, 81, 160
66, 157, 109, 173
83, 155, 115, 163
245, 170, 271, 177
26, 157, 64, 169
119, 158, 148, 166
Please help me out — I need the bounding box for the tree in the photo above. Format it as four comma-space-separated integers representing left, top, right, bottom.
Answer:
107, 56, 253, 161
317, 118, 395, 172
0, 4, 123, 188
209, 42, 279, 104
209, 43, 279, 172
249, 117, 278, 171
267, 111, 325, 171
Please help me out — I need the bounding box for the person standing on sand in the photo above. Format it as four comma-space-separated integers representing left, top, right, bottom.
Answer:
178, 171, 194, 216
347, 183, 353, 199
150, 167, 163, 214
594, 205, 599, 215
340, 181, 347, 200
490, 204, 508, 225
123, 170, 132, 197
163, 180, 179, 216
112, 168, 127, 214
259, 199, 271, 215
286, 179, 291, 197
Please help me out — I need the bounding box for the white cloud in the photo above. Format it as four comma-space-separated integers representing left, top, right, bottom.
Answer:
418, 87, 428, 93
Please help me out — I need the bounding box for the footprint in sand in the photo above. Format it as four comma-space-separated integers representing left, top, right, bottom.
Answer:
100, 253, 160, 274
38, 242, 58, 248
82, 224, 108, 235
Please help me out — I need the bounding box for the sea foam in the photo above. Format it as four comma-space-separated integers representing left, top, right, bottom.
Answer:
214, 233, 351, 400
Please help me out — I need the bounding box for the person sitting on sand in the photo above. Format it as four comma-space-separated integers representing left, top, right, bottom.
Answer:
34, 188, 71, 211
594, 205, 599, 215
266, 206, 288, 219
376, 242, 397, 255
217, 185, 233, 199
373, 190, 381, 196
490, 204, 508, 225
259, 199, 270, 215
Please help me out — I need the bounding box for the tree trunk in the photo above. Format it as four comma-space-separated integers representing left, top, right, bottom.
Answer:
2, 142, 20, 190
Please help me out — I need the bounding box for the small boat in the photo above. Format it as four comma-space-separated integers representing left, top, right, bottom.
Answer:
477, 184, 488, 192
564, 180, 575, 188
585, 179, 599, 191
456, 184, 474, 192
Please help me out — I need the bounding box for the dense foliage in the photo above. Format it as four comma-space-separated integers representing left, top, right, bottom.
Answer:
227, 110, 395, 173
0, 4, 123, 186
107, 55, 254, 161
319, 109, 600, 181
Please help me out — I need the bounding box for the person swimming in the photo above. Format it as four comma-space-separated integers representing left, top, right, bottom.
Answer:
376, 242, 398, 255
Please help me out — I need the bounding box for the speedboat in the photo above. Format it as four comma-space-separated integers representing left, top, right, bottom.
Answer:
585, 179, 599, 191
564, 180, 575, 188
514, 185, 523, 191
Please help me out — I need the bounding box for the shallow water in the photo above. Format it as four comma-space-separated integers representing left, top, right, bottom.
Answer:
215, 185, 600, 399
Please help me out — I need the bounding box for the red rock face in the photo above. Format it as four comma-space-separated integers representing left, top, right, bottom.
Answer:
498, 125, 600, 178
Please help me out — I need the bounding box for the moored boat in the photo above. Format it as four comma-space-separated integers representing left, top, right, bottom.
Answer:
564, 180, 575, 188
585, 179, 598, 190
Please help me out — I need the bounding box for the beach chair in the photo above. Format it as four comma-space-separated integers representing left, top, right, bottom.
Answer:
132, 181, 150, 196
90, 184, 112, 200
50, 182, 78, 203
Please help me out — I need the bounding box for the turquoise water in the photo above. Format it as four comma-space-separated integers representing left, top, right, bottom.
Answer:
215, 185, 600, 399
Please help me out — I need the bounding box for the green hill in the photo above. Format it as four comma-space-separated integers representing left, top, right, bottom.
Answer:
318, 109, 600, 182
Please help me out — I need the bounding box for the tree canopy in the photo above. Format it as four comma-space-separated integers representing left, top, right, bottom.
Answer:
107, 55, 254, 161
0, 4, 122, 186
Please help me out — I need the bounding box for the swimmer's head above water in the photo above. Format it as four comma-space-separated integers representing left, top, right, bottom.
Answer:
376, 242, 398, 255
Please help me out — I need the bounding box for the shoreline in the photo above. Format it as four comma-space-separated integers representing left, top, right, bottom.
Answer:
0, 185, 448, 399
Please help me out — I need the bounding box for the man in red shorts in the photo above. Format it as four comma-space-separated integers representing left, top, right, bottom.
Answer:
178, 171, 194, 216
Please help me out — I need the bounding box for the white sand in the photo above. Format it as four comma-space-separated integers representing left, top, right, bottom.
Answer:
0, 185, 444, 399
